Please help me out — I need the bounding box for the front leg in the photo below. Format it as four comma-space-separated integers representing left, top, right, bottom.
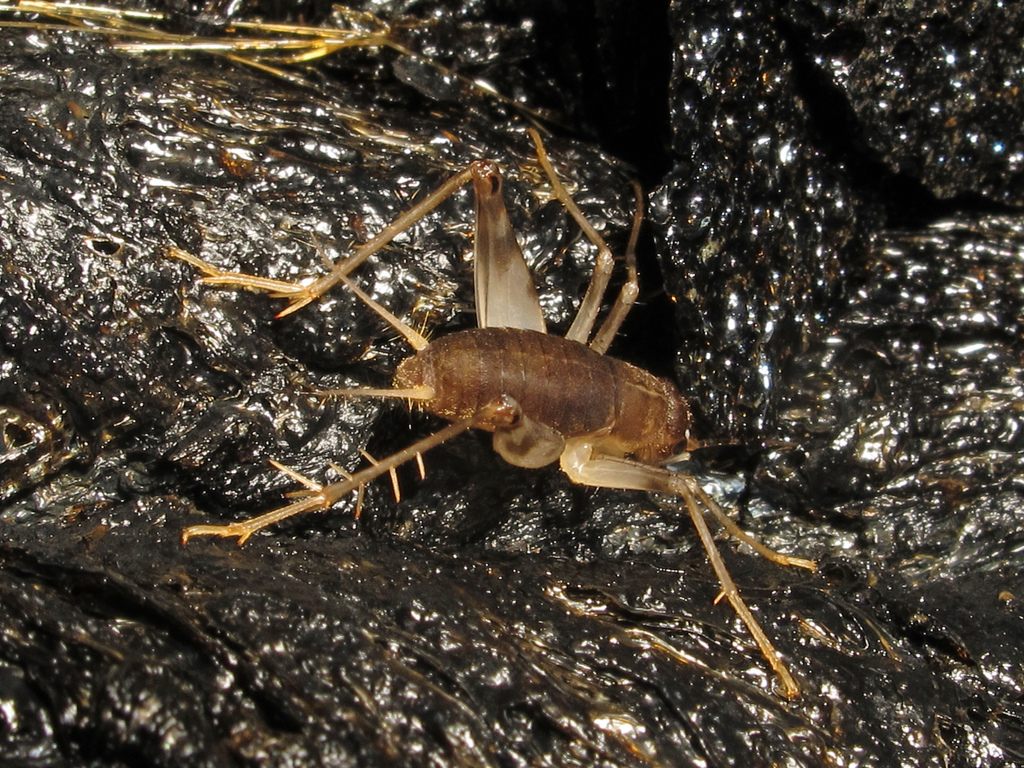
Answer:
559, 440, 812, 698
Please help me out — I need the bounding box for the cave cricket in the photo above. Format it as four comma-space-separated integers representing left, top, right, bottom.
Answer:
169, 128, 816, 698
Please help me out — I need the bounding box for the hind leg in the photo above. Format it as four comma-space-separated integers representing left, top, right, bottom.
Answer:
181, 419, 475, 546
168, 162, 483, 317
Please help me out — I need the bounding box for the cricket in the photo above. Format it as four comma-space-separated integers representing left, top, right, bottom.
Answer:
170, 127, 816, 698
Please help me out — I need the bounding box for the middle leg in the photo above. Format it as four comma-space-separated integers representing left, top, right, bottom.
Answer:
181, 417, 477, 545
527, 128, 641, 352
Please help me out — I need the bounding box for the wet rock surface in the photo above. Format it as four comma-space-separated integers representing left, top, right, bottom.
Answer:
784, 0, 1024, 208
651, 1, 863, 439
1, 1, 1022, 766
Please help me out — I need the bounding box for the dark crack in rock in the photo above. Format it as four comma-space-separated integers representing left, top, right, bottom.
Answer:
784, 0, 1024, 208
651, 1, 866, 440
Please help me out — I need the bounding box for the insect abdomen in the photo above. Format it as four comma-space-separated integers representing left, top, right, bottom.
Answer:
394, 327, 690, 460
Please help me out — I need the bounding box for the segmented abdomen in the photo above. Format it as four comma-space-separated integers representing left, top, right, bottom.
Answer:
394, 327, 690, 460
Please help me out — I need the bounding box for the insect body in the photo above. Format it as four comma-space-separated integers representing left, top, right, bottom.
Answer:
394, 327, 691, 466
171, 129, 815, 698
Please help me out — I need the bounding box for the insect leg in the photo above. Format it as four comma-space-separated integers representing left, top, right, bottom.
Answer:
527, 128, 618, 347
336, 273, 430, 351
673, 477, 801, 699
686, 480, 816, 571
586, 181, 643, 355
168, 162, 481, 317
485, 395, 565, 468
470, 162, 547, 332
558, 440, 804, 698
181, 418, 475, 546
167, 247, 305, 295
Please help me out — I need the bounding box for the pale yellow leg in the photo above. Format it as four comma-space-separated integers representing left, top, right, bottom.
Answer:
587, 180, 643, 355
168, 162, 481, 317
181, 418, 476, 546
528, 128, 616, 346
558, 440, 810, 698
527, 128, 642, 353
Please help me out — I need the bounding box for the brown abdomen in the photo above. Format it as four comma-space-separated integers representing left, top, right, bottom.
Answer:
394, 327, 690, 460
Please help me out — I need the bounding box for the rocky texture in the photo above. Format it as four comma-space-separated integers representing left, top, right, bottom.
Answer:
1, 1, 1022, 766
